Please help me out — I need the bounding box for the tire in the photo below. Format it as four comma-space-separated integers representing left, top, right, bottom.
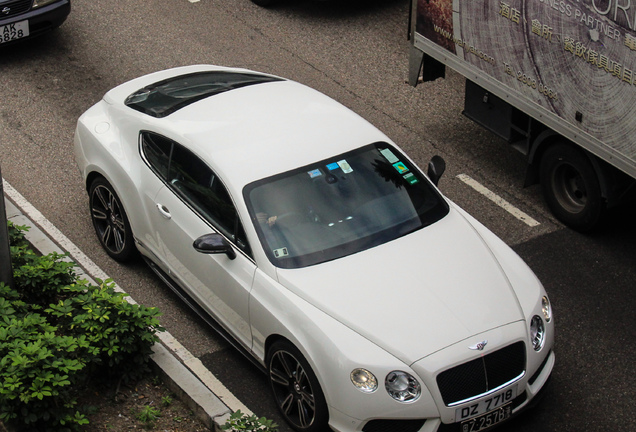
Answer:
88, 177, 137, 262
539, 143, 605, 231
267, 340, 329, 432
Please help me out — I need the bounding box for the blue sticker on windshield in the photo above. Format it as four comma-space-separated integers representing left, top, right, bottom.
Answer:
308, 169, 323, 178
326, 162, 340, 171
393, 162, 409, 175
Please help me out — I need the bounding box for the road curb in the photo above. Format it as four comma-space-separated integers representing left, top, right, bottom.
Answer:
4, 196, 232, 431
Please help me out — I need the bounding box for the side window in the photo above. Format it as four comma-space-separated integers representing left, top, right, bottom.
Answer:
141, 132, 172, 180
140, 132, 251, 256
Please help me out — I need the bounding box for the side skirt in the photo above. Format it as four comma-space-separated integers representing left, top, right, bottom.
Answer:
142, 256, 267, 374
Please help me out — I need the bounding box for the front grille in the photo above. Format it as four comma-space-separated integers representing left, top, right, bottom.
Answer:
362, 419, 426, 432
436, 342, 526, 405
0, 0, 32, 18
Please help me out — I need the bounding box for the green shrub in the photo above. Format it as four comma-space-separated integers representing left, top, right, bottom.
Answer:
136, 404, 161, 425
0, 222, 164, 431
8, 222, 77, 306
45, 278, 164, 382
222, 410, 279, 432
0, 293, 89, 429
7, 220, 28, 247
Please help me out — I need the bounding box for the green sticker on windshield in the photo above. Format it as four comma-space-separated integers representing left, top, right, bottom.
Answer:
403, 172, 419, 185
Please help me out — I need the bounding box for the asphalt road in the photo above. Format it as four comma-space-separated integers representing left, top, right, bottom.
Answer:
1, 0, 635, 431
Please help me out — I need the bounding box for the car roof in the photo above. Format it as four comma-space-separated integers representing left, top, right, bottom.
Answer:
105, 65, 392, 190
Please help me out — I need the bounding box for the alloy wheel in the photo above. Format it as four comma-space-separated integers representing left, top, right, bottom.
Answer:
269, 349, 317, 430
91, 184, 128, 256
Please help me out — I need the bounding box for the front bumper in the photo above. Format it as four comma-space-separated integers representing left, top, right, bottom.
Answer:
0, 0, 70, 45
328, 322, 555, 432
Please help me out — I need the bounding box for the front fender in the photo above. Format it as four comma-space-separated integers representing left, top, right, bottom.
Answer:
249, 269, 440, 423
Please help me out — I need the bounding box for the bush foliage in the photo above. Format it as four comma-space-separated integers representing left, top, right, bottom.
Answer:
222, 410, 279, 432
0, 222, 164, 431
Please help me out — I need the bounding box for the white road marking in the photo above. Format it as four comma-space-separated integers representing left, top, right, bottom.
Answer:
2, 178, 252, 416
456, 174, 540, 227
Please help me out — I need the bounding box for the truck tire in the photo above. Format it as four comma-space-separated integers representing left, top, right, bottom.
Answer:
251, 0, 275, 6
539, 143, 604, 231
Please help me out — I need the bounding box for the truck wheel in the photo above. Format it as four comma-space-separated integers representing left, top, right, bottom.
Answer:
251, 0, 275, 6
540, 144, 604, 231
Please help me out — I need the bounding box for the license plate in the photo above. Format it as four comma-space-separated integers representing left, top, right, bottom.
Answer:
454, 385, 517, 422
0, 20, 29, 44
460, 403, 512, 432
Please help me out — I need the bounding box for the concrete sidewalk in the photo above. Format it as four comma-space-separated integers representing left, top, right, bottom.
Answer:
3, 190, 242, 431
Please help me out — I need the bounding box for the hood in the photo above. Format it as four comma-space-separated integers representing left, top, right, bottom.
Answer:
275, 207, 524, 365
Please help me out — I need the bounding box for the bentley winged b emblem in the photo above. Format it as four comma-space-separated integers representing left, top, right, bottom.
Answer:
469, 340, 488, 351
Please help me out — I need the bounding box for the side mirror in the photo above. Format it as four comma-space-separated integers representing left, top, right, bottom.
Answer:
193, 233, 236, 260
427, 155, 446, 186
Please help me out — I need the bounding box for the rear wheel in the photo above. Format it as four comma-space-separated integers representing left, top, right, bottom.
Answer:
89, 177, 136, 262
267, 340, 328, 432
539, 143, 604, 231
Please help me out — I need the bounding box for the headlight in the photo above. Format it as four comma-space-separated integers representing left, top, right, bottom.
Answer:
385, 371, 421, 402
541, 296, 552, 322
530, 315, 546, 351
350, 368, 378, 393
33, 0, 60, 8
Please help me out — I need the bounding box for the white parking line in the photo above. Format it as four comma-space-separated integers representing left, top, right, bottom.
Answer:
456, 174, 540, 227
2, 178, 252, 416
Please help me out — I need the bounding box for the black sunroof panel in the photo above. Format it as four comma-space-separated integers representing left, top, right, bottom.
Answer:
124, 71, 283, 118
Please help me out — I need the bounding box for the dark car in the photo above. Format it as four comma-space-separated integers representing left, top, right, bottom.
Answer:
0, 0, 70, 45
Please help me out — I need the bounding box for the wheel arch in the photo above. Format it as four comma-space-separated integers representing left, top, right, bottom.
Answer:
264, 333, 291, 363
85, 168, 143, 243
85, 170, 106, 193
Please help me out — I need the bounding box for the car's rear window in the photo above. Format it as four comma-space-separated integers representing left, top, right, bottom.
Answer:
244, 143, 450, 268
124, 71, 283, 118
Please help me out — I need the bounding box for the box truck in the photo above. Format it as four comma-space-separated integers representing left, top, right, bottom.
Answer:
409, 0, 636, 231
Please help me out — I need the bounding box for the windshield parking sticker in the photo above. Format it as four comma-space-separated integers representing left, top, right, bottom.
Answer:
337, 160, 353, 173
308, 168, 323, 178
380, 148, 399, 163
326, 162, 340, 171
392, 161, 409, 175
403, 172, 419, 185
273, 247, 289, 258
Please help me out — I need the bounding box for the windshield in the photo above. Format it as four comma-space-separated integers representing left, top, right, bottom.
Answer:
244, 143, 449, 268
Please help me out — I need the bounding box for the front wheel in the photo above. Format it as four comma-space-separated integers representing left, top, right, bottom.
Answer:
89, 177, 137, 262
539, 143, 605, 231
267, 340, 329, 432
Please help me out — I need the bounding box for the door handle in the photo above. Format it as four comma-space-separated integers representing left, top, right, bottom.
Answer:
156, 204, 172, 220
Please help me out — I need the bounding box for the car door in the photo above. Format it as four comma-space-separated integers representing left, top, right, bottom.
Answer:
139, 132, 256, 348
